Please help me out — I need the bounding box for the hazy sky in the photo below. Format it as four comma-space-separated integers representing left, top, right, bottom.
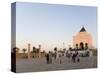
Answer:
15, 2, 97, 52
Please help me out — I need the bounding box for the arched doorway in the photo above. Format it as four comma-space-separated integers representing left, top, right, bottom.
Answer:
80, 42, 84, 50
85, 43, 88, 50
75, 44, 78, 49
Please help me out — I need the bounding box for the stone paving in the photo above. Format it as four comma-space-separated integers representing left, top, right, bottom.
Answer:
16, 56, 97, 73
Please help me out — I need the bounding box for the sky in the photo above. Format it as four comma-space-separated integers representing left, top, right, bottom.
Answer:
15, 2, 97, 52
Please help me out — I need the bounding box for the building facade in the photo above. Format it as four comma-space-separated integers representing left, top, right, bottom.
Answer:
73, 27, 93, 49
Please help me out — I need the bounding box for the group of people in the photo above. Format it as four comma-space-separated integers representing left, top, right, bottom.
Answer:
46, 51, 53, 64
45, 50, 80, 64
66, 51, 80, 63
71, 51, 80, 63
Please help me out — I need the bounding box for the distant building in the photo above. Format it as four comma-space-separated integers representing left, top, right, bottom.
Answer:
73, 27, 93, 49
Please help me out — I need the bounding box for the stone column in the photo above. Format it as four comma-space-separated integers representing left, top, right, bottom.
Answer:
28, 43, 31, 59
38, 45, 41, 58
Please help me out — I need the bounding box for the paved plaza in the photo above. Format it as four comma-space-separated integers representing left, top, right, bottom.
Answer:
16, 56, 97, 73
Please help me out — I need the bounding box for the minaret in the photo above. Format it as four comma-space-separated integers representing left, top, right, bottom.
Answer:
28, 43, 31, 59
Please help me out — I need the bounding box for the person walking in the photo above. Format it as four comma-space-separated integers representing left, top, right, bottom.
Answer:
46, 53, 49, 64
72, 52, 77, 63
59, 53, 62, 64
49, 51, 52, 64
75, 51, 80, 62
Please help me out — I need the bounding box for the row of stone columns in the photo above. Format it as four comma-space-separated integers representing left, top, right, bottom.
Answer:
27, 43, 41, 59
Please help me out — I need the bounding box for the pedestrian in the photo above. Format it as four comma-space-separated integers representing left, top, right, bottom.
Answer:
54, 52, 57, 59
77, 57, 80, 62
76, 52, 80, 62
67, 52, 72, 63
75, 51, 80, 62
59, 54, 62, 64
46, 53, 49, 64
72, 53, 76, 63
49, 51, 52, 64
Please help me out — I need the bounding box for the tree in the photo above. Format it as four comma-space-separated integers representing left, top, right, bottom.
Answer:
12, 47, 20, 53
54, 47, 57, 52
22, 48, 26, 54
68, 45, 72, 50
33, 46, 36, 52
69, 47, 72, 50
